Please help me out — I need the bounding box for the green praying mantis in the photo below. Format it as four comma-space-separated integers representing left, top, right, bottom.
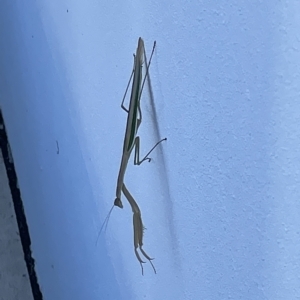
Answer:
98, 38, 166, 275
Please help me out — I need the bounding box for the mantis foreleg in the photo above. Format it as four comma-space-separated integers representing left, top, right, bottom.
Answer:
122, 183, 157, 275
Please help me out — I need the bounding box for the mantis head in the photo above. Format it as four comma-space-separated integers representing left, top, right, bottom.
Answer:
114, 198, 123, 209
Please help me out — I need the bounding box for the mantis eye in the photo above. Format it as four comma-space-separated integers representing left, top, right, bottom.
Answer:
114, 198, 123, 209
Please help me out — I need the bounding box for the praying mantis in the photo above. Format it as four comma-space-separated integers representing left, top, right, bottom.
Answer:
99, 37, 166, 274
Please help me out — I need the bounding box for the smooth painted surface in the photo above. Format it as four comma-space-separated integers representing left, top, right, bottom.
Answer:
1, 1, 300, 299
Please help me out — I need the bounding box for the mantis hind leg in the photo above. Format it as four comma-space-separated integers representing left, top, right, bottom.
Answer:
139, 41, 156, 100
121, 57, 136, 112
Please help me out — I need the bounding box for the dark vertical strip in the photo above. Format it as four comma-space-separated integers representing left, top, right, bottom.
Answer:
0, 110, 43, 300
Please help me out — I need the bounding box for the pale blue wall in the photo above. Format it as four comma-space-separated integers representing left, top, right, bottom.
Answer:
1, 1, 300, 299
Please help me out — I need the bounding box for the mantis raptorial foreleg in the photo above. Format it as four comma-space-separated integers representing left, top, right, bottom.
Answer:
122, 184, 156, 275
